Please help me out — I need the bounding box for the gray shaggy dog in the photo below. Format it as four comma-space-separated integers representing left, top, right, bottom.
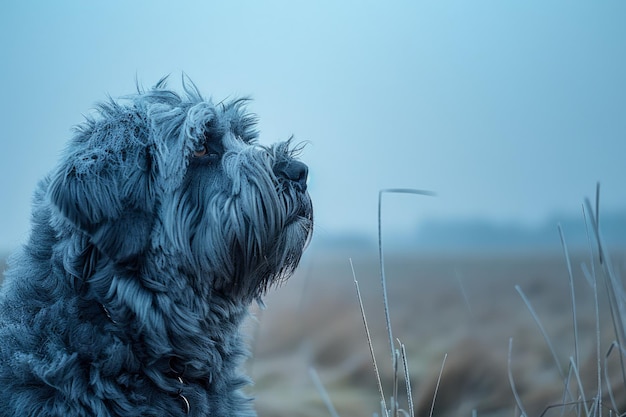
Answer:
0, 78, 313, 416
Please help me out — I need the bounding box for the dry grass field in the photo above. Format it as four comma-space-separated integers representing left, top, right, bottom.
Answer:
246, 246, 626, 417
2, 245, 625, 417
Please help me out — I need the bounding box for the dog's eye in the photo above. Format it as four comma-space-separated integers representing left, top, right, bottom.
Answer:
193, 146, 208, 158
193, 144, 221, 162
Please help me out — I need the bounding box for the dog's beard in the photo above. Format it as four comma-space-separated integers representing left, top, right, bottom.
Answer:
162, 142, 313, 301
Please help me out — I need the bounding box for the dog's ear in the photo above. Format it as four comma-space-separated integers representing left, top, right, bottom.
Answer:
48, 108, 155, 264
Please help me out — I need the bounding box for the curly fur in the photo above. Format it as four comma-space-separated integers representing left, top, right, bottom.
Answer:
0, 77, 313, 416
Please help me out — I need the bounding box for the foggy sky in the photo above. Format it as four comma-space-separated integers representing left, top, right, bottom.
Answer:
1, 1, 625, 251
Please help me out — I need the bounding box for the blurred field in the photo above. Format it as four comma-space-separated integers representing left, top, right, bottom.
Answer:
247, 246, 626, 417
2, 247, 625, 417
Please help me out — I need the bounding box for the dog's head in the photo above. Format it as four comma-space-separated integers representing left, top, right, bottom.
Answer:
48, 78, 313, 301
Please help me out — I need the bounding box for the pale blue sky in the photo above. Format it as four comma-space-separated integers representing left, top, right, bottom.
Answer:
1, 1, 625, 250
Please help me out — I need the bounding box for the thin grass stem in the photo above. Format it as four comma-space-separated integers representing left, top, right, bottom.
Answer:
582, 204, 603, 414
398, 340, 415, 417
515, 285, 566, 379
392, 348, 399, 417
562, 364, 575, 417
595, 183, 601, 263
584, 197, 626, 388
350, 258, 389, 417
309, 367, 340, 417
569, 356, 590, 417
558, 224, 580, 369
428, 353, 447, 417
508, 338, 528, 417
604, 342, 620, 414
377, 189, 436, 362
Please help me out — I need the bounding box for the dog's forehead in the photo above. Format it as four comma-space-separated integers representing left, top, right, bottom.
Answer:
143, 96, 262, 191
179, 98, 257, 144
180, 108, 241, 154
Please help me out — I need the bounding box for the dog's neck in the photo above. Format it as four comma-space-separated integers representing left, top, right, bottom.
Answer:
91, 262, 254, 414
70, 245, 253, 392
96, 265, 251, 366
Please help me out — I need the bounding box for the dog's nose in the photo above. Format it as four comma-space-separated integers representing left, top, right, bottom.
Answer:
274, 160, 308, 191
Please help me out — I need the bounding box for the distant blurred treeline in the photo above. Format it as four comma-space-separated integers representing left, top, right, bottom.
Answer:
314, 210, 626, 252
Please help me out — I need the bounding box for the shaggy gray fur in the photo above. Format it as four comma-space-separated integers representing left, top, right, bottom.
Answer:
0, 78, 313, 416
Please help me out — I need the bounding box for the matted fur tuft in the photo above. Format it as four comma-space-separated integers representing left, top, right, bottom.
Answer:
0, 77, 313, 417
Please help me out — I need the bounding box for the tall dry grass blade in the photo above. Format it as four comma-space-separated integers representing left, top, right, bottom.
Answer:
309, 367, 340, 417
562, 365, 576, 417
508, 338, 528, 417
398, 340, 415, 417
584, 198, 626, 388
377, 190, 393, 364
377, 189, 436, 362
581, 262, 596, 289
392, 348, 400, 417
558, 224, 580, 369
582, 204, 602, 413
569, 356, 590, 417
539, 401, 599, 417
583, 199, 624, 322
603, 342, 621, 415
595, 183, 601, 263
428, 353, 448, 417
350, 258, 389, 417
515, 285, 566, 379
588, 399, 599, 417
587, 263, 603, 414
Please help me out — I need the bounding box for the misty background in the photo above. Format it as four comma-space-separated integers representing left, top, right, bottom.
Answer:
1, 1, 625, 253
